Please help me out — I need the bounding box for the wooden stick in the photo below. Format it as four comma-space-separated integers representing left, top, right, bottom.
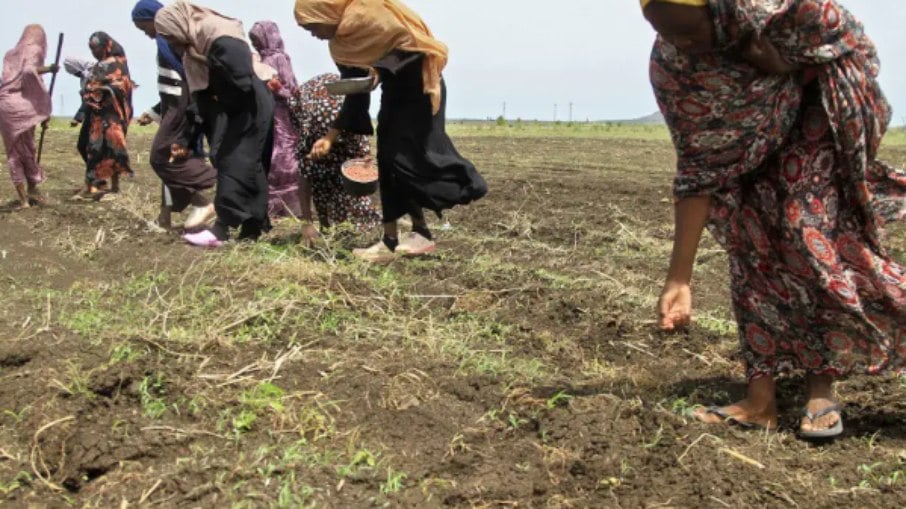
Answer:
36, 33, 64, 165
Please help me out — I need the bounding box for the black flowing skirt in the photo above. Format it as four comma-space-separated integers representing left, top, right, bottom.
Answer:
197, 36, 274, 234
376, 56, 487, 222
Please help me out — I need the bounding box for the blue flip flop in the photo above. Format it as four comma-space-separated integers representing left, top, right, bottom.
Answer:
798, 403, 844, 440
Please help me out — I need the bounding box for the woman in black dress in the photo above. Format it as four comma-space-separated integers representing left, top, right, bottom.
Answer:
294, 0, 487, 262
155, 0, 275, 247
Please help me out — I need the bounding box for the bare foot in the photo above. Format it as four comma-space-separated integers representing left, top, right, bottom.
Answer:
28, 193, 47, 206
693, 400, 778, 430
800, 398, 842, 434
13, 201, 31, 211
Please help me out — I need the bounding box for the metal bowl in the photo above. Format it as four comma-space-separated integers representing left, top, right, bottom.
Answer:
325, 77, 373, 96
340, 158, 379, 197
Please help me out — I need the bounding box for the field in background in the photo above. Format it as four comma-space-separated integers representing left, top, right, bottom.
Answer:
0, 123, 903, 507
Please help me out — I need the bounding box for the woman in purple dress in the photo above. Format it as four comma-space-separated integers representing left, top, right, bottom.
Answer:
249, 21, 301, 218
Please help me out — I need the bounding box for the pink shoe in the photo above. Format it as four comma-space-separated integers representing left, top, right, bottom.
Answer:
183, 230, 224, 248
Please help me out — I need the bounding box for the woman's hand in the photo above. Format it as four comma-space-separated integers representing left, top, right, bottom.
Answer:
369, 68, 382, 90
137, 112, 154, 126
169, 143, 190, 162
308, 138, 333, 160
741, 35, 798, 75
308, 128, 341, 160
301, 222, 320, 247
658, 280, 693, 331
267, 77, 283, 93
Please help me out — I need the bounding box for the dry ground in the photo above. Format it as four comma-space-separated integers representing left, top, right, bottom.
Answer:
0, 123, 903, 508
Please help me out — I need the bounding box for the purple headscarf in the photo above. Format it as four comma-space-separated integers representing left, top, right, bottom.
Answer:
249, 21, 297, 95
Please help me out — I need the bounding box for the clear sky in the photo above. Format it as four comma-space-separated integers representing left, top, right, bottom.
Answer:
2, 0, 904, 122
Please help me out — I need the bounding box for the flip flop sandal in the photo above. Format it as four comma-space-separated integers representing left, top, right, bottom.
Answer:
798, 404, 844, 440
700, 406, 774, 431
183, 230, 225, 248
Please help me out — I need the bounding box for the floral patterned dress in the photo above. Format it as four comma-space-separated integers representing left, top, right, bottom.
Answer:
651, 0, 906, 381
289, 73, 380, 230
84, 32, 133, 189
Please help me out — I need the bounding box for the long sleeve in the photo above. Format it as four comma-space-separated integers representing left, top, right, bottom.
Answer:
332, 64, 373, 135
373, 50, 422, 79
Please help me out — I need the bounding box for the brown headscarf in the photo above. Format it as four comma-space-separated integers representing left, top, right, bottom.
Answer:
294, 0, 448, 114
155, 0, 275, 92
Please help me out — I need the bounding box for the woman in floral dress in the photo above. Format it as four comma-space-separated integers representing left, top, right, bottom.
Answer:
82, 32, 134, 196
644, 0, 905, 438
289, 73, 380, 244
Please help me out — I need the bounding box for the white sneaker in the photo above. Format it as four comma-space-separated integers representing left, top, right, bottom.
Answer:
184, 204, 216, 230
396, 232, 436, 256
352, 240, 397, 263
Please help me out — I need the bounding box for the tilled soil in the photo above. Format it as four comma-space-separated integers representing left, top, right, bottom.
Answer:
0, 129, 904, 508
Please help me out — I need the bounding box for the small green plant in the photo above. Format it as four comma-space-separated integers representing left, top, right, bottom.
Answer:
380, 468, 407, 495
546, 391, 573, 410
139, 374, 168, 419
507, 412, 528, 430
240, 382, 285, 413
0, 471, 32, 496
337, 449, 378, 477
232, 410, 258, 435
109, 342, 144, 364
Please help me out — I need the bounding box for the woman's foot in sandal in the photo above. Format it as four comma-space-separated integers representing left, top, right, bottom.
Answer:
799, 399, 843, 440
692, 401, 778, 431
691, 375, 778, 431
183, 229, 225, 248
799, 374, 843, 440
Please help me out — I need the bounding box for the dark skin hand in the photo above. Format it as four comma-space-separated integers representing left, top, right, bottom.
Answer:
170, 144, 189, 162
37, 64, 59, 74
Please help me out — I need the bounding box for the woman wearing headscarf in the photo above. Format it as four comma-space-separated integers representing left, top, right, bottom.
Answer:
81, 32, 134, 198
249, 20, 302, 218
294, 0, 487, 263
289, 73, 380, 243
643, 0, 906, 439
132, 0, 217, 230
0, 25, 57, 209
155, 0, 276, 247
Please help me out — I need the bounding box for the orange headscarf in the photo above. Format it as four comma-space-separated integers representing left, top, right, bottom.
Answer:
294, 0, 448, 115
